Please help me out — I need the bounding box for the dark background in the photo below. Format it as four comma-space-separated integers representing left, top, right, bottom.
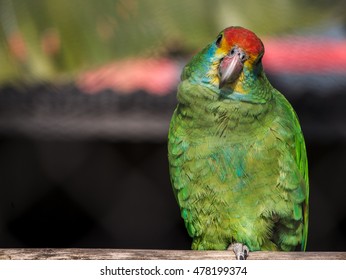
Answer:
0, 76, 345, 251
0, 0, 345, 251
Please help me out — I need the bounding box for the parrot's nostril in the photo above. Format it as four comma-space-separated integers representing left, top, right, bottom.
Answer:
240, 53, 247, 62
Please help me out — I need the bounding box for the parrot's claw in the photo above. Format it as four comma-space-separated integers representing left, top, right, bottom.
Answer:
227, 243, 249, 260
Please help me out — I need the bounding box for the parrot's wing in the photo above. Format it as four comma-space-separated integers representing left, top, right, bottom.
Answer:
261, 89, 308, 251
275, 90, 309, 251
295, 122, 309, 251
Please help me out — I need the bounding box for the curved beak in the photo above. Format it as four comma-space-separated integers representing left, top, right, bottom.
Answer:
218, 47, 246, 89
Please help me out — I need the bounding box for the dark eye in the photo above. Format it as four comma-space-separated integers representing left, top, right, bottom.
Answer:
216, 34, 223, 47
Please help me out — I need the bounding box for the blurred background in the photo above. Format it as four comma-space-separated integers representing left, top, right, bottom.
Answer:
0, 0, 345, 251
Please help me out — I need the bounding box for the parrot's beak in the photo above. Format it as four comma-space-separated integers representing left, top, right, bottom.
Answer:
218, 47, 247, 89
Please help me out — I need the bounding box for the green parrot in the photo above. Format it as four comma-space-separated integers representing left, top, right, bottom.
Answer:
168, 26, 309, 259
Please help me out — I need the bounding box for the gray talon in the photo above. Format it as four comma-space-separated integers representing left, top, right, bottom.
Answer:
227, 243, 249, 260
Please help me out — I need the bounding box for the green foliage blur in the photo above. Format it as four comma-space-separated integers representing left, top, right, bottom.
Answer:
0, 0, 344, 85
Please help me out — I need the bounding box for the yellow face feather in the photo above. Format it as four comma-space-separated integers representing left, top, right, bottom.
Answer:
230, 72, 246, 94
206, 35, 229, 87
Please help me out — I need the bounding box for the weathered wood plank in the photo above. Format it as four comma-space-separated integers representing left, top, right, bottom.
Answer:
0, 249, 345, 260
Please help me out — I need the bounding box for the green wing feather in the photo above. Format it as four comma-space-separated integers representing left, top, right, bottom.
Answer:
293, 109, 309, 251
272, 90, 309, 251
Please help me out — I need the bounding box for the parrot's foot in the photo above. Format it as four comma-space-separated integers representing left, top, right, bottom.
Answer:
227, 243, 249, 260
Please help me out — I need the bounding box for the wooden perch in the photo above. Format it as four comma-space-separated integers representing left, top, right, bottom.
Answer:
0, 249, 345, 260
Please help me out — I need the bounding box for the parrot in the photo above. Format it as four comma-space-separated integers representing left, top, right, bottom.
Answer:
168, 26, 309, 259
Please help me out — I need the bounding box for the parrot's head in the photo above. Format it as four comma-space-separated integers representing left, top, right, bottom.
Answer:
184, 26, 265, 96
215, 26, 264, 89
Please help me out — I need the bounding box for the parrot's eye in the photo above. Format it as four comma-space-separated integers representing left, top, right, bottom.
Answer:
216, 34, 223, 48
